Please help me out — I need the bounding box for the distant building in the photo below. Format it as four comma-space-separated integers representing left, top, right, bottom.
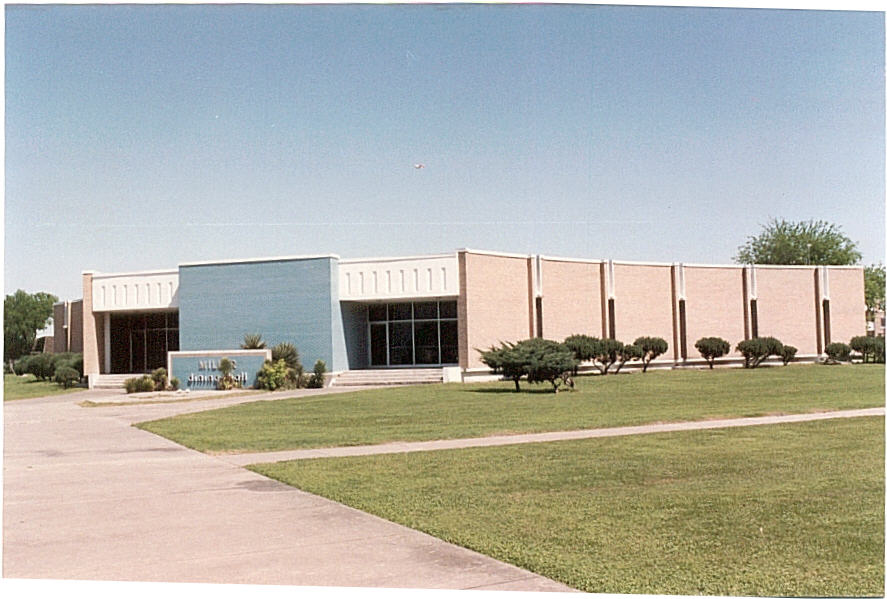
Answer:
51, 250, 866, 388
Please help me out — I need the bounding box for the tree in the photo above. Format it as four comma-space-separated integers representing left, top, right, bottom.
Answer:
589, 339, 624, 375
864, 263, 885, 320
4, 290, 58, 363
736, 337, 783, 369
734, 219, 861, 266
634, 336, 669, 372
563, 334, 599, 375
612, 344, 642, 374
479, 339, 577, 392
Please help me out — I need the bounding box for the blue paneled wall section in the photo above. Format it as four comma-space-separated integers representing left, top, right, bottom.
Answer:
178, 257, 347, 371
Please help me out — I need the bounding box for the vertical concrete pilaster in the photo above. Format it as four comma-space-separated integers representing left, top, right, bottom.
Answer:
81, 272, 101, 382
457, 251, 469, 370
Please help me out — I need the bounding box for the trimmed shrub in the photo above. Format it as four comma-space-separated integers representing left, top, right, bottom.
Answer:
479, 339, 577, 392
169, 377, 180, 391
825, 342, 851, 363
25, 353, 55, 380
285, 364, 306, 389
13, 356, 29, 375
256, 359, 288, 391
590, 338, 624, 375
150, 367, 169, 390
307, 359, 327, 389
563, 334, 599, 375
850, 336, 878, 363
695, 337, 731, 369
613, 344, 642, 374
634, 337, 669, 373
272, 342, 301, 370
54, 366, 80, 389
780, 345, 798, 365
241, 333, 266, 349
124, 375, 155, 393
50, 352, 83, 378
872, 336, 885, 364
737, 337, 783, 369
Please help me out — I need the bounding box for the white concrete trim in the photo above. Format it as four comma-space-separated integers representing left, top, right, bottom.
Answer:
742, 264, 821, 270
610, 259, 674, 267
91, 268, 178, 279
457, 248, 533, 259
179, 254, 340, 267
681, 263, 745, 269
339, 253, 457, 264
538, 255, 604, 264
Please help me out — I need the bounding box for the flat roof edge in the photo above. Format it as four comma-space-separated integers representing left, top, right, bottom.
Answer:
179, 254, 341, 267
339, 252, 457, 264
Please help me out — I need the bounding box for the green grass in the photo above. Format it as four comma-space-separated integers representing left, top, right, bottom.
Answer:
136, 364, 884, 453
251, 416, 885, 596
3, 373, 85, 401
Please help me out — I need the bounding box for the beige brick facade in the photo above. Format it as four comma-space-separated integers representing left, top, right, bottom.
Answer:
611, 264, 676, 355
81, 273, 105, 379
824, 267, 866, 346
683, 266, 746, 358
753, 268, 818, 355
539, 258, 605, 341
458, 251, 533, 369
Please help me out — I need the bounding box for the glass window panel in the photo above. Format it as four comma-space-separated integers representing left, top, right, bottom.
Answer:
389, 303, 412, 321
167, 311, 179, 328
130, 330, 145, 373
439, 320, 458, 346
368, 304, 387, 322
414, 321, 439, 364
440, 344, 459, 364
414, 302, 438, 320
389, 322, 413, 347
389, 346, 413, 366
370, 324, 387, 366
167, 329, 179, 353
147, 313, 166, 329
146, 330, 166, 371
439, 301, 458, 319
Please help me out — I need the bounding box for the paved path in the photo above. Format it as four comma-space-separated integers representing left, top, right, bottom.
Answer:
3, 390, 572, 591
224, 407, 886, 466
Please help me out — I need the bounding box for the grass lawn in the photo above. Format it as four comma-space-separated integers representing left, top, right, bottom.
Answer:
136, 364, 884, 453
3, 373, 85, 401
251, 416, 885, 596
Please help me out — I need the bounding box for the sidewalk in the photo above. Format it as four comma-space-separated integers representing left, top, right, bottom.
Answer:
223, 407, 886, 466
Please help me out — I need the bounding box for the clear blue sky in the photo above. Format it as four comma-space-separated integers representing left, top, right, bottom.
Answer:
5, 4, 885, 302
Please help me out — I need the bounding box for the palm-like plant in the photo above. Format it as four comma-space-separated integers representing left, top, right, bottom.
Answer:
241, 333, 266, 349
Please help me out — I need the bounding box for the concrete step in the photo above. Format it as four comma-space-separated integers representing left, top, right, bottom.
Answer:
91, 374, 146, 389
331, 368, 444, 386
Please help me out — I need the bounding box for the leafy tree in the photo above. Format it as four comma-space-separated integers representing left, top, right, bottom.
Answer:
4, 290, 58, 363
241, 333, 266, 349
634, 337, 669, 372
864, 263, 885, 319
25, 353, 54, 380
694, 337, 731, 369
734, 219, 861, 266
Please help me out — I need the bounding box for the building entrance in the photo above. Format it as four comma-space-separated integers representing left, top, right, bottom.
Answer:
367, 300, 458, 367
109, 311, 179, 373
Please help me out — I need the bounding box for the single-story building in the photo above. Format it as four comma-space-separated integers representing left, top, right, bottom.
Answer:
51, 249, 866, 387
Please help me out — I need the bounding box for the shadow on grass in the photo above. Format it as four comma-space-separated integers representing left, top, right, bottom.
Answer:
469, 387, 559, 395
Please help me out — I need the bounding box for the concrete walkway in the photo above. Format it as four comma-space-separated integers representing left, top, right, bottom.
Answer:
3, 390, 572, 591
224, 407, 886, 466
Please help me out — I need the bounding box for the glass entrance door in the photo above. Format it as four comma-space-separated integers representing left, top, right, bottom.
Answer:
366, 301, 458, 367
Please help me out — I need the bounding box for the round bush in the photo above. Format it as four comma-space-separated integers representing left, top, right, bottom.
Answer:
825, 342, 851, 363
54, 366, 80, 389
